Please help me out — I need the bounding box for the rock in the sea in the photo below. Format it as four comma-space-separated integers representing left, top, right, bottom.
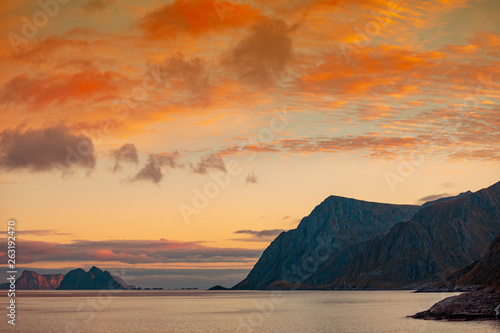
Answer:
412, 287, 500, 320
57, 266, 127, 290
208, 285, 229, 290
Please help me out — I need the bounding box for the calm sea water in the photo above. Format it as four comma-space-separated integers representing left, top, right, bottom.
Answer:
2, 290, 500, 332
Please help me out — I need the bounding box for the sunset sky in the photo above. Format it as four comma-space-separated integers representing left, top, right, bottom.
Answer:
1, 0, 499, 288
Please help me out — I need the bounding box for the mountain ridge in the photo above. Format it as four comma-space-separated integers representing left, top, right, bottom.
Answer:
233, 181, 500, 290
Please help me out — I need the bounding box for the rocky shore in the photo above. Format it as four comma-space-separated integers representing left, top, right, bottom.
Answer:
412, 232, 500, 321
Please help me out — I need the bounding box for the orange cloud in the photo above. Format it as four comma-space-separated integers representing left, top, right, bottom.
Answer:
137, 0, 261, 40
0, 69, 122, 108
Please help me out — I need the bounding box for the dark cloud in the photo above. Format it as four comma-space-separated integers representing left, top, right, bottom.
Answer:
0, 126, 95, 176
14, 239, 262, 264
191, 153, 226, 174
416, 193, 452, 205
81, 0, 114, 13
159, 52, 210, 99
245, 170, 258, 184
234, 229, 285, 238
111, 143, 138, 172
224, 18, 297, 88
131, 152, 181, 184
441, 182, 458, 188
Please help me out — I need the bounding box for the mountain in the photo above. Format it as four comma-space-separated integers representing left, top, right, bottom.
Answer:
416, 229, 500, 292
57, 266, 127, 290
43, 274, 65, 289
0, 270, 63, 290
415, 260, 480, 292
233, 181, 500, 290
334, 181, 500, 289
412, 232, 500, 320
233, 196, 419, 289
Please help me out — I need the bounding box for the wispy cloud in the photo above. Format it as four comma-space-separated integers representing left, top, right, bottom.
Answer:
130, 152, 182, 184
22, 229, 72, 236
111, 143, 138, 172
416, 193, 452, 205
245, 170, 258, 185
9, 239, 262, 264
190, 153, 226, 175
81, 0, 114, 14
234, 229, 284, 238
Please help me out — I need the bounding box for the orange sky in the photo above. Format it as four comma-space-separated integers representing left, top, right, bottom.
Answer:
0, 0, 499, 288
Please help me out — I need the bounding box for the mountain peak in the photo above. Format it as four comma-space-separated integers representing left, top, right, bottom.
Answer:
89, 266, 104, 275
58, 266, 127, 290
234, 180, 500, 290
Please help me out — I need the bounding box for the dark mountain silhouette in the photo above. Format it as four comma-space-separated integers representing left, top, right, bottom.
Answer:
57, 266, 128, 290
233, 196, 419, 289
233, 181, 500, 290
208, 285, 228, 290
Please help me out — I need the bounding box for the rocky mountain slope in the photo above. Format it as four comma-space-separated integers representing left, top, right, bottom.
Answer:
0, 270, 63, 290
334, 181, 500, 289
233, 181, 500, 290
412, 232, 500, 320
57, 266, 128, 290
233, 196, 419, 289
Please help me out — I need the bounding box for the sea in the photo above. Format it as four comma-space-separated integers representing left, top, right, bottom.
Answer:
2, 290, 499, 332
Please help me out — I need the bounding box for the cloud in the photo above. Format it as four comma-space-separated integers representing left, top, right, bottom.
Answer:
416, 193, 452, 205
81, 0, 114, 13
0, 126, 95, 175
234, 229, 285, 238
191, 153, 226, 174
111, 143, 138, 172
0, 70, 121, 108
22, 229, 71, 236
159, 52, 210, 99
131, 152, 182, 184
441, 182, 458, 188
137, 0, 261, 40
245, 170, 258, 184
12, 239, 262, 264
223, 18, 297, 88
